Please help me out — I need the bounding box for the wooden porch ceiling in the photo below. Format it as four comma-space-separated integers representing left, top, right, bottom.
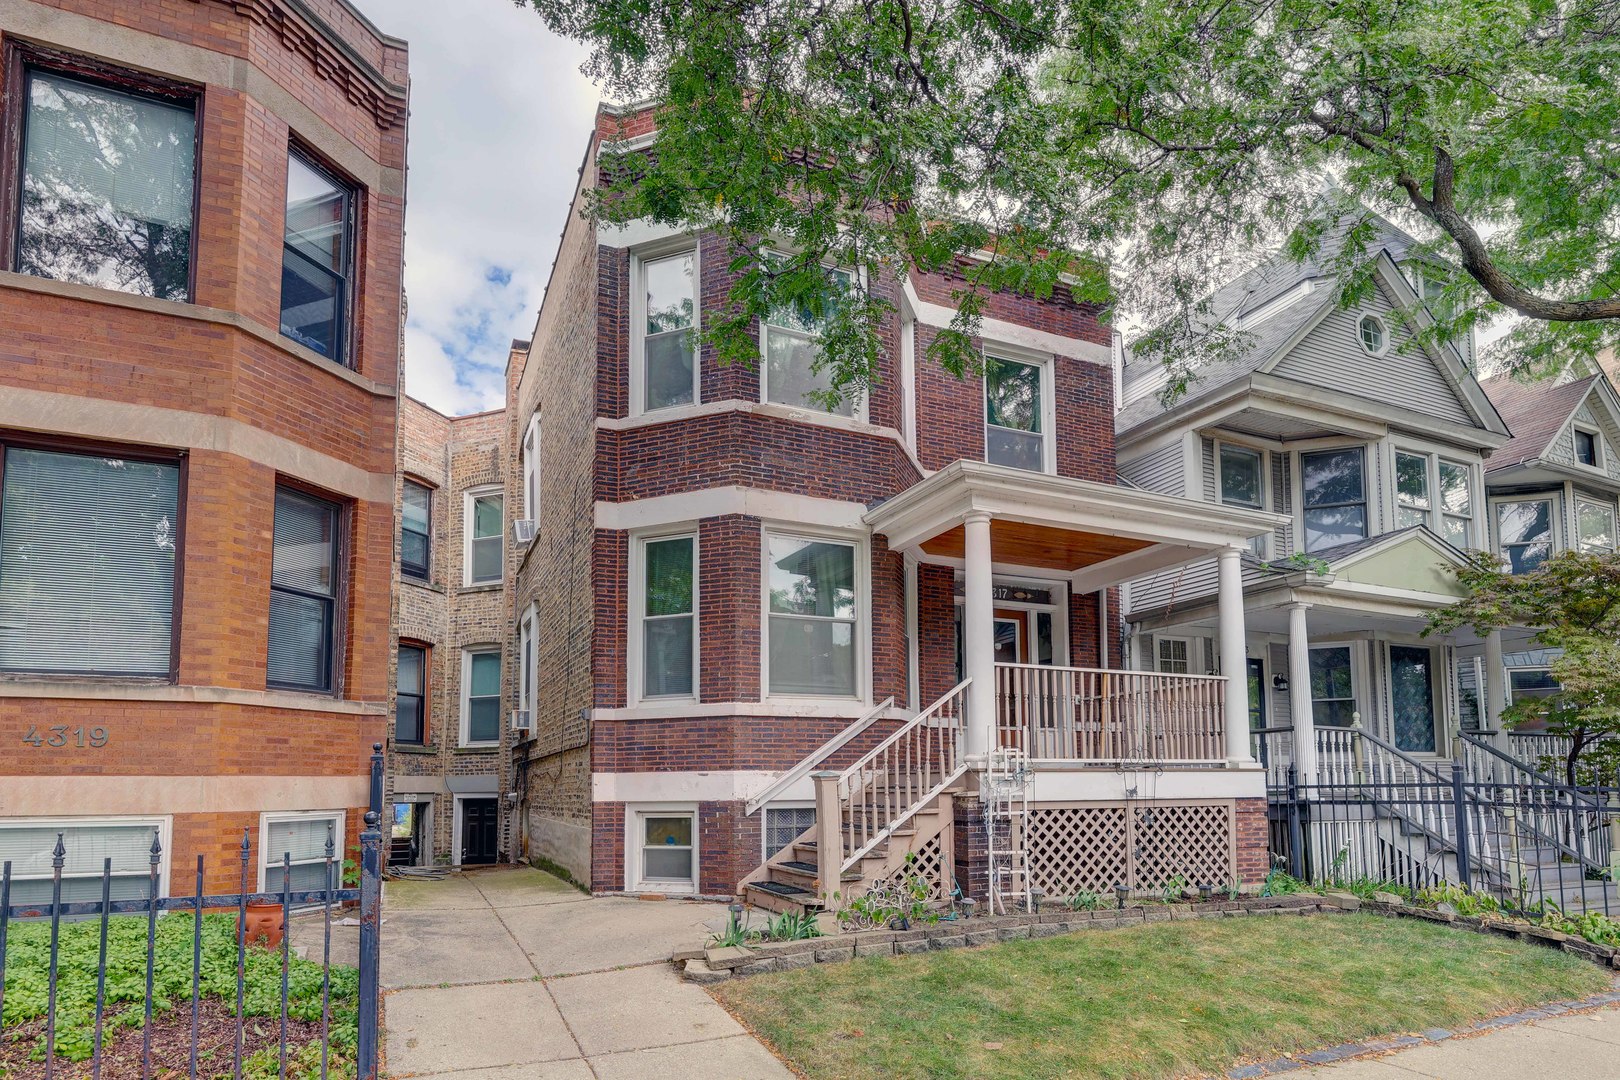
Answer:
919, 519, 1152, 571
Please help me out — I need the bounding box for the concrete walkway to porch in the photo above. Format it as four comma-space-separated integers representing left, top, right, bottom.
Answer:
379, 866, 792, 1079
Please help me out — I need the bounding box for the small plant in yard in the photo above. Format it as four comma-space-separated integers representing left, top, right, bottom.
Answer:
838, 854, 940, 931
1539, 904, 1620, 947
760, 910, 823, 942
709, 910, 750, 948
1414, 882, 1499, 917
1161, 874, 1188, 904
1068, 890, 1102, 912
1226, 879, 1243, 901
1261, 866, 1307, 897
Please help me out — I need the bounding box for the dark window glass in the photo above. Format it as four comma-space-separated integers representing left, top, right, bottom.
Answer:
1390, 645, 1437, 754
1219, 446, 1262, 508
17, 69, 195, 300
1576, 429, 1599, 467
396, 644, 425, 744
985, 356, 1044, 471
401, 481, 431, 579
0, 447, 178, 675
280, 150, 355, 363
1309, 646, 1356, 727
1301, 448, 1367, 552
269, 488, 339, 692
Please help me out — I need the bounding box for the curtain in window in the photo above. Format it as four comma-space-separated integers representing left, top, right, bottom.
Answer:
262, 816, 339, 891
268, 489, 337, 691
20, 71, 194, 300
0, 448, 178, 675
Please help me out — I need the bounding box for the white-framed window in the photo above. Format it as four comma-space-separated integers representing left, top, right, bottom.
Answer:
521, 415, 539, 521
1300, 447, 1367, 552
1495, 497, 1555, 574
631, 247, 698, 414
758, 254, 861, 419
518, 607, 536, 719
763, 805, 816, 861
258, 810, 343, 893
1357, 313, 1387, 355
629, 807, 697, 893
632, 533, 697, 701
460, 646, 501, 747
1156, 637, 1191, 675
1217, 442, 1266, 556
1438, 460, 1474, 547
1508, 667, 1561, 702
764, 531, 862, 699
1577, 498, 1617, 554
1574, 426, 1603, 469
1309, 645, 1357, 727
0, 817, 169, 904
464, 487, 503, 585
1394, 450, 1431, 530
983, 351, 1051, 473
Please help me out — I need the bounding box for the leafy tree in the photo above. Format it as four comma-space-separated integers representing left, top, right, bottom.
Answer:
1427, 550, 1620, 786
518, 0, 1620, 406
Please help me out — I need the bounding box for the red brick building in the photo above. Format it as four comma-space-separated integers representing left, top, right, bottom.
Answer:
505, 103, 1276, 906
0, 0, 407, 898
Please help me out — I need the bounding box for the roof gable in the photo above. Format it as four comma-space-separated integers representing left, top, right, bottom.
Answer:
1480, 374, 1620, 483
1325, 527, 1470, 599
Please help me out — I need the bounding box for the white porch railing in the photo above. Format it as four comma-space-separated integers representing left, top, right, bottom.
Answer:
993, 663, 1227, 765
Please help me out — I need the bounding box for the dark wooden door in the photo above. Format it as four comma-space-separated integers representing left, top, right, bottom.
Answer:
461, 799, 499, 865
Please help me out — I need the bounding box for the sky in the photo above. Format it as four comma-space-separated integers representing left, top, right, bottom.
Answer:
350, 0, 598, 416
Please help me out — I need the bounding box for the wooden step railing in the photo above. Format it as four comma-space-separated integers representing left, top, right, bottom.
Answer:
745, 696, 894, 816
993, 663, 1226, 764
814, 679, 970, 894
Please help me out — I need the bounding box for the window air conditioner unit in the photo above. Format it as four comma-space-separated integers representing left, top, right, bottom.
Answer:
512, 519, 537, 545
510, 709, 533, 737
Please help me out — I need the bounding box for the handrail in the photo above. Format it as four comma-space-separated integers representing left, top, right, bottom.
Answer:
1458, 731, 1607, 874
994, 661, 1230, 682
746, 696, 895, 815
994, 664, 1227, 764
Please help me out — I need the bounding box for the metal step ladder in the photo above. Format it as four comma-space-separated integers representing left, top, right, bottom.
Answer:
984, 746, 1032, 914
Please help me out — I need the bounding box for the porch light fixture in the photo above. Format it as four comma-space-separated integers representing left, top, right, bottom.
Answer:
1114, 884, 1129, 909
1272, 674, 1289, 692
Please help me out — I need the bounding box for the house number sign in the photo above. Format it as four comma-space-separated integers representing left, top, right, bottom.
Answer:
21, 725, 109, 748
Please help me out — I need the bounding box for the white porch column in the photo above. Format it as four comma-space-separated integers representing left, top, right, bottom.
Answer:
1287, 602, 1318, 784
962, 510, 996, 762
1484, 628, 1509, 752
1217, 547, 1255, 766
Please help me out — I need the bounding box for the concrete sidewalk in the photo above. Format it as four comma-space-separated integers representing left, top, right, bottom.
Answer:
1290, 1001, 1620, 1078
379, 867, 792, 1079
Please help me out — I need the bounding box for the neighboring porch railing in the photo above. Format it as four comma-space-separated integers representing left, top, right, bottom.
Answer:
993, 663, 1227, 765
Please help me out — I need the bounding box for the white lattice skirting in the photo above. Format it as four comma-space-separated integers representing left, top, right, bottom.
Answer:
865, 833, 951, 904
1024, 800, 1236, 896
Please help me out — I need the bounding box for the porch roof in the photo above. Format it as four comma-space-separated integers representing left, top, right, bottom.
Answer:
864, 460, 1284, 588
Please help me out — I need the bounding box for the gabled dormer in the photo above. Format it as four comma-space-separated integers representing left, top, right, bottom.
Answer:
1482, 372, 1620, 568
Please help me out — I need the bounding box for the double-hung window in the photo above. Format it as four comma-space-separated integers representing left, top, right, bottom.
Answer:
518, 608, 536, 722
760, 258, 857, 417
280, 149, 357, 364
0, 819, 165, 904
1577, 498, 1617, 554
1395, 452, 1431, 530
636, 251, 697, 412
400, 480, 431, 580
638, 535, 696, 700
15, 66, 196, 301
1497, 499, 1554, 573
461, 648, 501, 746
466, 489, 503, 585
765, 534, 858, 697
396, 643, 426, 745
1156, 638, 1191, 675
259, 812, 342, 892
1438, 461, 1473, 546
1309, 646, 1356, 727
1301, 448, 1367, 552
0, 446, 179, 675
984, 355, 1047, 472
637, 812, 695, 891
521, 416, 539, 521
268, 488, 341, 693
1217, 444, 1265, 555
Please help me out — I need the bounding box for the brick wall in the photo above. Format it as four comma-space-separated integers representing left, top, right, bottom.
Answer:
1234, 797, 1270, 884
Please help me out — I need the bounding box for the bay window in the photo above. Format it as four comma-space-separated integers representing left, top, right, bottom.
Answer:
984, 355, 1046, 472
760, 259, 856, 417
765, 534, 859, 697
637, 535, 696, 699
1301, 448, 1367, 552
280, 149, 357, 364
636, 251, 697, 412
0, 446, 179, 676
1577, 498, 1617, 554
15, 67, 196, 301
460, 647, 501, 746
268, 487, 341, 693
1395, 452, 1430, 529
1438, 461, 1473, 546
1496, 499, 1553, 573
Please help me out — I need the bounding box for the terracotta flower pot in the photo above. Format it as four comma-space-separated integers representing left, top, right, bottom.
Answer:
239, 902, 285, 949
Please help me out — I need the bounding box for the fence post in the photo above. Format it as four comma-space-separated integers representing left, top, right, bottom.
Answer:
1608, 793, 1620, 882
1503, 805, 1524, 901
1285, 765, 1305, 881
357, 744, 384, 1080
1450, 768, 1473, 888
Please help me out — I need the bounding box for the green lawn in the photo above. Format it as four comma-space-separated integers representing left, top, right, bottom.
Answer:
1, 913, 357, 1080
714, 914, 1608, 1080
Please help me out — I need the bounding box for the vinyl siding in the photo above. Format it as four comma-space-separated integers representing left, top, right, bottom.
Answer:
1271, 451, 1293, 557
1201, 437, 1217, 504
1119, 444, 1184, 496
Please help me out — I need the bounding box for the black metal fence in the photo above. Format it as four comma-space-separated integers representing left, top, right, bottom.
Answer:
1270, 764, 1620, 918
0, 748, 384, 1080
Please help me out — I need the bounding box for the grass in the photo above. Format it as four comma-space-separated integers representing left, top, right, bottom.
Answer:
714, 914, 1610, 1080
1, 913, 357, 1079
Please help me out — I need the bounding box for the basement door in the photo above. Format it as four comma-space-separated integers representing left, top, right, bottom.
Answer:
460, 797, 499, 865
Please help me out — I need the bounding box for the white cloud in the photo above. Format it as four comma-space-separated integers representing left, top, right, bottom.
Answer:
350, 0, 598, 415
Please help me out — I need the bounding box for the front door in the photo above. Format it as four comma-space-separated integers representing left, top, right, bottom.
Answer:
994, 609, 1028, 664
460, 798, 499, 865
1390, 646, 1439, 755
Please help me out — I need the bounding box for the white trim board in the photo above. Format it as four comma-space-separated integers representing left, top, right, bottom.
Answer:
901, 279, 1113, 367
596, 485, 869, 532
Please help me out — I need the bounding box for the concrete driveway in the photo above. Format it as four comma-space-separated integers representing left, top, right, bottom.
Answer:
380, 867, 792, 1079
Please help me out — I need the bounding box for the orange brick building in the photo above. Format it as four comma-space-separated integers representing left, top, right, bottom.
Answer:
0, 0, 407, 898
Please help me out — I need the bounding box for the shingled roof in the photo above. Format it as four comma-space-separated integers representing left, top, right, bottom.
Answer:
1479, 374, 1599, 472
